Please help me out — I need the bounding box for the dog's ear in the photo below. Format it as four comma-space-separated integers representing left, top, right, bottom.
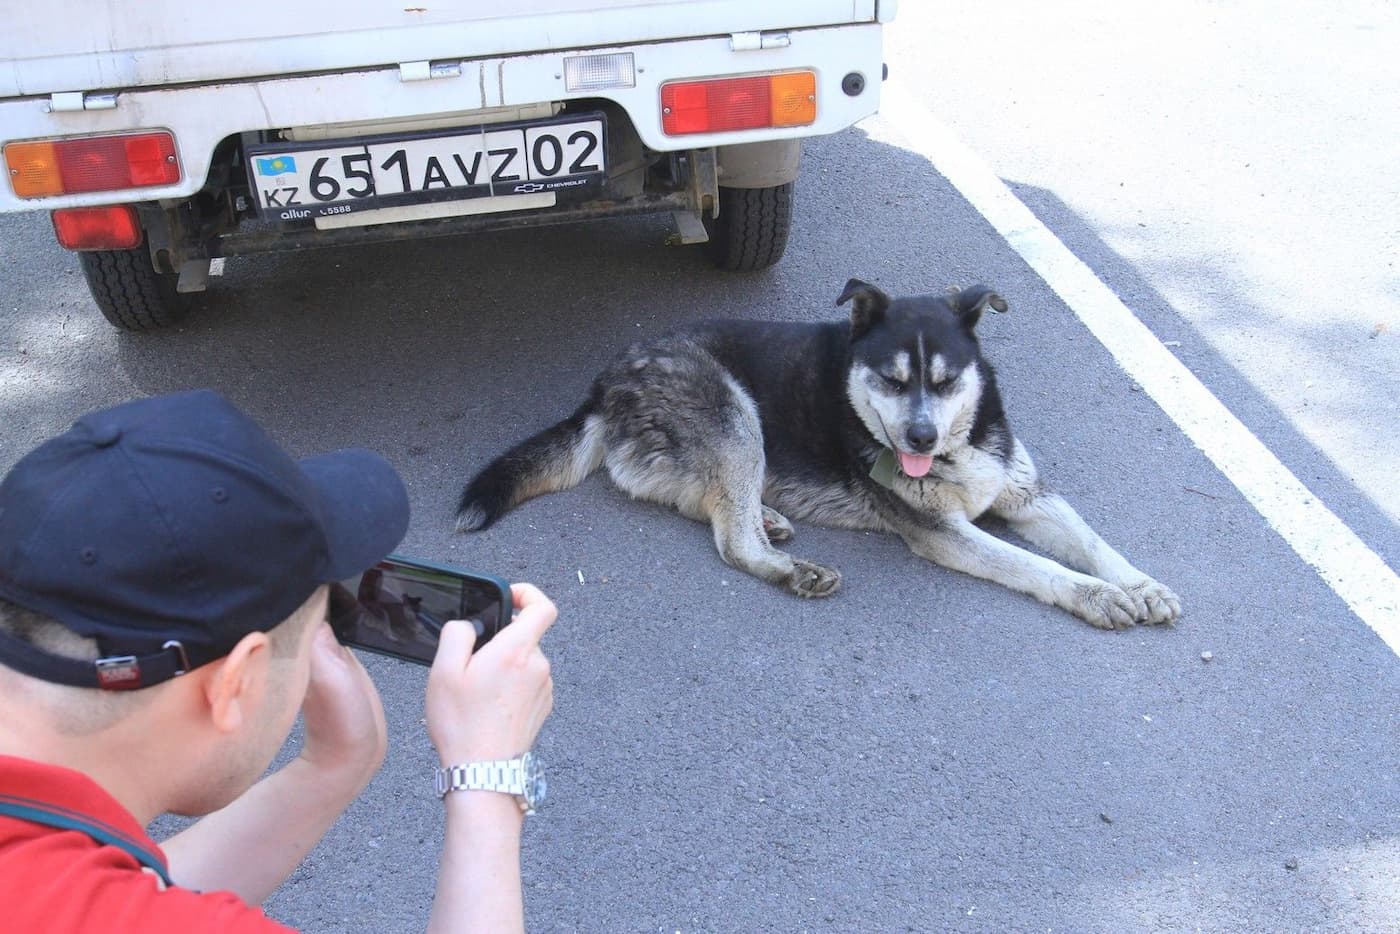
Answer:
951, 285, 1008, 330
837, 278, 892, 340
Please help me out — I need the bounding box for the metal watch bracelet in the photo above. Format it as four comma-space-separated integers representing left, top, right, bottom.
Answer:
433, 751, 544, 814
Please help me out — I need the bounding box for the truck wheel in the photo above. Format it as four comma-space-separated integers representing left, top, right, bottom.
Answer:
703, 183, 793, 272
78, 244, 190, 332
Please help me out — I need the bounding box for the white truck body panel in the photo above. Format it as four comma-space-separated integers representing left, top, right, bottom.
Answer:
1, 0, 877, 97
0, 22, 884, 212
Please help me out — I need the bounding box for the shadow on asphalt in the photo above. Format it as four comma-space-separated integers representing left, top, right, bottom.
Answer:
1004, 179, 1400, 573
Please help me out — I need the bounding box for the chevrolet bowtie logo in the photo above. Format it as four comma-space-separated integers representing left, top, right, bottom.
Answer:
514, 183, 546, 193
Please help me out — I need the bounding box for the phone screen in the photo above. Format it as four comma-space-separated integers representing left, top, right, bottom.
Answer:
327, 556, 509, 665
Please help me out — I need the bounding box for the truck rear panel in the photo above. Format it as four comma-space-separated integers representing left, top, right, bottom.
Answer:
1, 0, 878, 97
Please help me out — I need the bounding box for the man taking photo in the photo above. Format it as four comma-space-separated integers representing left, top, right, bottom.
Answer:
0, 389, 555, 932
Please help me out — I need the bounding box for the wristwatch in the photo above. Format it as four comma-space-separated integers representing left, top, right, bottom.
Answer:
434, 750, 546, 815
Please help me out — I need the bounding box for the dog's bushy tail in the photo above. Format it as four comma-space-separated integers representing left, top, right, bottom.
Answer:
455, 402, 604, 532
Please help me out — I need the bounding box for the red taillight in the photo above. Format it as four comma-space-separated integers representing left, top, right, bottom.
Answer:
661, 72, 817, 136
664, 76, 770, 134
51, 206, 142, 250
5, 132, 179, 198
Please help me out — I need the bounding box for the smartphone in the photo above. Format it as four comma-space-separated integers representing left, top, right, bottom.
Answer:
327, 553, 512, 665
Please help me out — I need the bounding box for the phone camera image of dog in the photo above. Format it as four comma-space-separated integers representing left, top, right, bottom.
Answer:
456, 279, 1180, 629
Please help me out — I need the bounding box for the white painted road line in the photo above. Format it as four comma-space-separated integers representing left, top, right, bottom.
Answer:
870, 81, 1400, 658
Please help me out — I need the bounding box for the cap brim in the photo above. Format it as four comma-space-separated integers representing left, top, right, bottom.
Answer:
298, 449, 410, 582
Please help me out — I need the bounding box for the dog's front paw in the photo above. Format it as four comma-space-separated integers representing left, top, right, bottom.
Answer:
1124, 578, 1181, 625
761, 506, 794, 543
788, 560, 841, 598
1070, 580, 1138, 630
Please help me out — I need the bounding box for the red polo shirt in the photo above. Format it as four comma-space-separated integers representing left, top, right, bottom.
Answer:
0, 755, 293, 932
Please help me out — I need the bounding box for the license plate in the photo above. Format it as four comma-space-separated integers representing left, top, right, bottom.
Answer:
246, 114, 607, 222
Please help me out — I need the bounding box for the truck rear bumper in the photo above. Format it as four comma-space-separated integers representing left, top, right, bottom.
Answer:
205, 189, 697, 258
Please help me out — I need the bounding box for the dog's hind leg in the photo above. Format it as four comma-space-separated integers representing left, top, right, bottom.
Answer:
706, 468, 839, 598
990, 440, 1181, 624
702, 381, 838, 596
601, 357, 838, 598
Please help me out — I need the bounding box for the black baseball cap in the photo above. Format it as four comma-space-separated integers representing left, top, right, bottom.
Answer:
0, 390, 409, 690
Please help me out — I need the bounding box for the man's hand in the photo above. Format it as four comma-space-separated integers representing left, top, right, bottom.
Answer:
425, 583, 556, 934
298, 620, 388, 794
426, 583, 555, 766
162, 619, 389, 903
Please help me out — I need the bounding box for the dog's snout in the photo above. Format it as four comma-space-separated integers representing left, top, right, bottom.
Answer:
905, 424, 938, 452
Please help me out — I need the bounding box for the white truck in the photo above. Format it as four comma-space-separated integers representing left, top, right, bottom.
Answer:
1, 1, 895, 331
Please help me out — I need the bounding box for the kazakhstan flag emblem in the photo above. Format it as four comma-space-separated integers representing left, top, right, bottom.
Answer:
255, 156, 298, 176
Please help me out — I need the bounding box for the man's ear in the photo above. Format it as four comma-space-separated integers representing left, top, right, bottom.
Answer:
203, 631, 272, 734
950, 285, 1008, 331
837, 278, 892, 341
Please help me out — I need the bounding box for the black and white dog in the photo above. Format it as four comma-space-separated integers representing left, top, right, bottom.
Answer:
456, 280, 1180, 629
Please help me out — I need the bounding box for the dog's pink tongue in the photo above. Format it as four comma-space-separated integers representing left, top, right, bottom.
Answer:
899, 451, 934, 478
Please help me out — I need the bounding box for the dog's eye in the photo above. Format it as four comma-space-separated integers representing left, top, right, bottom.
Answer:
881, 374, 907, 392
931, 377, 956, 394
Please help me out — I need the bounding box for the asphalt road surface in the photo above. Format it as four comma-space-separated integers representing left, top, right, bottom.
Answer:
1, 5, 1397, 933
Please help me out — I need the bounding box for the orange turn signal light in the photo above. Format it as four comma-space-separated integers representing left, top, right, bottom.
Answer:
5, 132, 179, 199
661, 71, 817, 136
5, 140, 62, 198
768, 72, 818, 127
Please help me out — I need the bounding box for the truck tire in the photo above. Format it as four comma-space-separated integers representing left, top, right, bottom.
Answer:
703, 183, 793, 272
78, 244, 190, 332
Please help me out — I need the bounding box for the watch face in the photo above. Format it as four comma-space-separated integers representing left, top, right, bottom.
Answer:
523, 751, 547, 809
